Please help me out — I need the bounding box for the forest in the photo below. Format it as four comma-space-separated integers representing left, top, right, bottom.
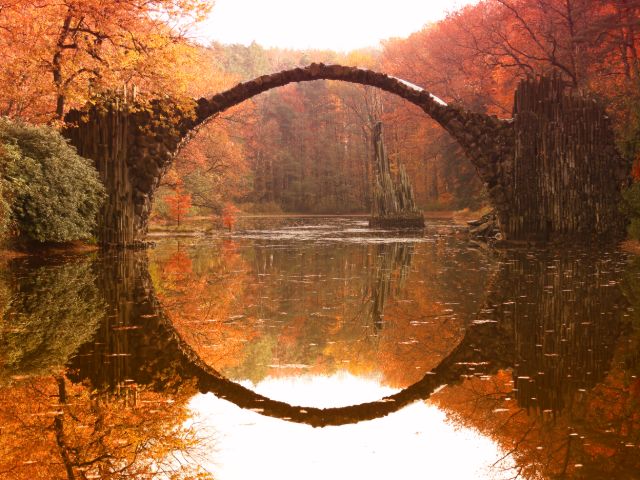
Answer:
3, 3, 640, 479
1, 0, 640, 239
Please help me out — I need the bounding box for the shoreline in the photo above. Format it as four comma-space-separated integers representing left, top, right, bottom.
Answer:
0, 240, 98, 259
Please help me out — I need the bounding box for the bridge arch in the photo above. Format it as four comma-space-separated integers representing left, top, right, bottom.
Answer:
189, 63, 511, 165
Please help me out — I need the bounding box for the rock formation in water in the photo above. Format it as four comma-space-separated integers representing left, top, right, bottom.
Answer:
369, 122, 425, 228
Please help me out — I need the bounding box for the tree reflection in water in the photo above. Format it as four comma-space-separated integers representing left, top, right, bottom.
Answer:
149, 236, 488, 387
0, 253, 213, 480
435, 249, 638, 479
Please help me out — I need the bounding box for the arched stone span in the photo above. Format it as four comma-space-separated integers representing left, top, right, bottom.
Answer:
189, 64, 514, 229
191, 63, 513, 169
64, 65, 628, 247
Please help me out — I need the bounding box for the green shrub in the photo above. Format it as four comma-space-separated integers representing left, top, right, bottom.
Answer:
0, 118, 105, 242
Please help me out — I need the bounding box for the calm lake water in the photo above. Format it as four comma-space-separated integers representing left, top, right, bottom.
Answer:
1, 217, 639, 479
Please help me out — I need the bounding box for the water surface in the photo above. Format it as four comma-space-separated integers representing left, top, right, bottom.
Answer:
1, 217, 638, 479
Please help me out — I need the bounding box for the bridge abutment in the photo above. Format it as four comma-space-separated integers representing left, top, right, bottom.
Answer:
505, 76, 629, 242
64, 96, 197, 247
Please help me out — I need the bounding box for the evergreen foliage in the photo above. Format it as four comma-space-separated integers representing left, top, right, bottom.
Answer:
0, 118, 105, 242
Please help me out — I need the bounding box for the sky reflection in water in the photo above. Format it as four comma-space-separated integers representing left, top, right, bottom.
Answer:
188, 372, 517, 480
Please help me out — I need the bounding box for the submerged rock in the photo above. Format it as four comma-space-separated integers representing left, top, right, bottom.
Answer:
468, 211, 501, 241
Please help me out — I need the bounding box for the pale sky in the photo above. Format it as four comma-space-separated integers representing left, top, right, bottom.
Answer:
192, 0, 477, 51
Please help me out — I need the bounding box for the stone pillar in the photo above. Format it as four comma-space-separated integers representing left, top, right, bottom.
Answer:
505, 76, 630, 242
64, 95, 196, 248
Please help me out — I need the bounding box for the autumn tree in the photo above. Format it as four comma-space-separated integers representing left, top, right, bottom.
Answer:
171, 119, 251, 212
166, 185, 192, 226
0, 0, 213, 120
429, 1, 640, 140
222, 203, 240, 230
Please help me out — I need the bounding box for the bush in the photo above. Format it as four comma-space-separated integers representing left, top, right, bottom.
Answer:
0, 118, 105, 242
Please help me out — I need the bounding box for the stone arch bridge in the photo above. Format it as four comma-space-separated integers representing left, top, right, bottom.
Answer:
63, 63, 629, 247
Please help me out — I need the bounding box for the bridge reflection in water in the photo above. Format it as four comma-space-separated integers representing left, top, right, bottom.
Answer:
1, 230, 639, 479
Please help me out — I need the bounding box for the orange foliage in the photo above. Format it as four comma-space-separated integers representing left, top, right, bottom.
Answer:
150, 241, 260, 374
148, 239, 489, 388
435, 356, 640, 478
0, 375, 210, 479
0, 0, 213, 120
165, 185, 192, 225
222, 203, 240, 231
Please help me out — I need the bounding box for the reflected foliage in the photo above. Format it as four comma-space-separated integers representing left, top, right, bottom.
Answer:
436, 249, 638, 479
0, 256, 104, 381
0, 253, 213, 480
149, 221, 493, 387
0, 374, 212, 480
